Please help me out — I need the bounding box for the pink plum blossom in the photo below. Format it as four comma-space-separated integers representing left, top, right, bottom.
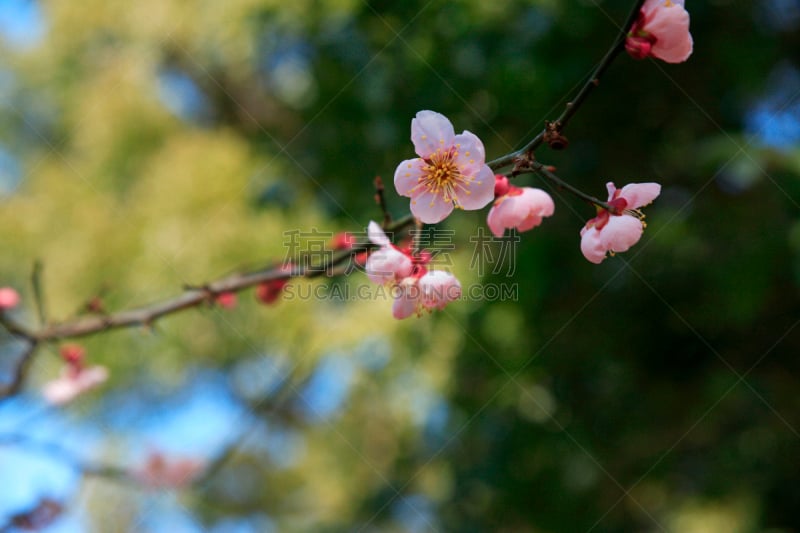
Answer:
487, 176, 555, 238
363, 221, 461, 318
392, 271, 462, 319
365, 221, 414, 284
0, 287, 20, 310
394, 111, 495, 223
417, 270, 462, 310
42, 344, 108, 405
580, 182, 661, 264
626, 0, 693, 63
42, 365, 109, 405
133, 451, 204, 489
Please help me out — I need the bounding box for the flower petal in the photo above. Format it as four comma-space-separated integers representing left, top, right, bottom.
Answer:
411, 110, 456, 157
394, 158, 425, 198
600, 214, 644, 253
42, 366, 108, 405
366, 247, 413, 284
454, 164, 494, 210
392, 278, 419, 319
367, 221, 390, 247
618, 182, 661, 209
580, 227, 607, 264
411, 189, 455, 224
606, 182, 618, 201
486, 203, 506, 238
452, 131, 486, 177
521, 188, 555, 217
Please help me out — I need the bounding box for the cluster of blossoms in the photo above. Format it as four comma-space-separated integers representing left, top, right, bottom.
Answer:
0, 3, 693, 365
365, 221, 461, 319
206, 3, 692, 320
373, 90, 672, 316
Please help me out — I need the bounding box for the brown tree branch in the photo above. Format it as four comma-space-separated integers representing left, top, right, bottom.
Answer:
0, 215, 414, 399
486, 0, 646, 171
21, 214, 414, 344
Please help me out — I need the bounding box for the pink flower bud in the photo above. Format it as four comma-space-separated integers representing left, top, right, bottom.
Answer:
494, 174, 510, 197
626, 0, 693, 64
417, 271, 461, 310
59, 344, 86, 366
256, 280, 288, 304
255, 264, 293, 305
0, 287, 20, 310
487, 186, 555, 238
330, 232, 357, 251
215, 292, 237, 309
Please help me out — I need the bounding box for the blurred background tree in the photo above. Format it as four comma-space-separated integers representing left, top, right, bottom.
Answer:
0, 0, 799, 531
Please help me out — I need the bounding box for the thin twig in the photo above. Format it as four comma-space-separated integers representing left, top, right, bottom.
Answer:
31, 260, 47, 327
374, 176, 392, 227
0, 341, 38, 398
486, 0, 646, 171
521, 162, 612, 210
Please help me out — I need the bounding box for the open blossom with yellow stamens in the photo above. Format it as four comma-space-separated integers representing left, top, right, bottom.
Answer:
394, 110, 494, 224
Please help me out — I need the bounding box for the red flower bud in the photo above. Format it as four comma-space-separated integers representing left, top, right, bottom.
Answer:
494, 175, 510, 198
330, 232, 357, 251
625, 35, 654, 60
215, 292, 237, 309
256, 279, 288, 305
60, 344, 86, 366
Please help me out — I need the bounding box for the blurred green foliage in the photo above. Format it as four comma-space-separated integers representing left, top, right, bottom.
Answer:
1, 0, 800, 531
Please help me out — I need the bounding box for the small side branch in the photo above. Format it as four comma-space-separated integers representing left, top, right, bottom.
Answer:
527, 162, 611, 210
31, 260, 47, 327
487, 0, 646, 170
374, 176, 392, 227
